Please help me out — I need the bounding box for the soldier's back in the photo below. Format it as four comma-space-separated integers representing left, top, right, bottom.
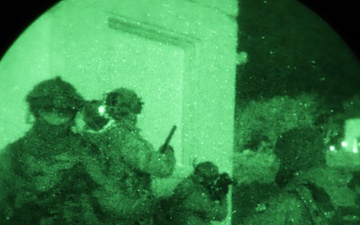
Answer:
242, 189, 313, 225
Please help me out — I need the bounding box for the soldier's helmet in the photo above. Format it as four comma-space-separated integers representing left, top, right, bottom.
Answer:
26, 76, 85, 118
105, 87, 144, 120
274, 127, 326, 172
194, 161, 219, 181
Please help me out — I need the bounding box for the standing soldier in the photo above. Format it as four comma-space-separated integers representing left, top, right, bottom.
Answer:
85, 87, 176, 225
0, 76, 100, 224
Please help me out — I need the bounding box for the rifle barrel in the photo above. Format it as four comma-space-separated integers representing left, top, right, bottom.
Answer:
164, 125, 177, 146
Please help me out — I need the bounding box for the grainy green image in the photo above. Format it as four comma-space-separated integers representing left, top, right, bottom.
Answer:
0, 0, 360, 225
233, 1, 360, 225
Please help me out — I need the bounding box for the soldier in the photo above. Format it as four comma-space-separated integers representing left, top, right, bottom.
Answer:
0, 76, 100, 224
242, 127, 358, 225
157, 161, 229, 225
85, 87, 176, 225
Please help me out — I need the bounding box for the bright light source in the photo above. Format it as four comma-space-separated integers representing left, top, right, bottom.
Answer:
329, 146, 335, 151
98, 105, 106, 115
341, 141, 347, 147
353, 139, 358, 153
353, 147, 358, 154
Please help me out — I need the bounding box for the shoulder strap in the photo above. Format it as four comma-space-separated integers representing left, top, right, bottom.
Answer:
291, 182, 334, 225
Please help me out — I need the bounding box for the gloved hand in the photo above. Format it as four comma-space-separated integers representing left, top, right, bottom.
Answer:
159, 145, 174, 154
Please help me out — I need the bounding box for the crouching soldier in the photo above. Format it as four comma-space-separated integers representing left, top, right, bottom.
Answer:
157, 161, 229, 225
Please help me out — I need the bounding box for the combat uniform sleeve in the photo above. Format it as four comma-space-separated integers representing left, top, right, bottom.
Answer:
120, 129, 176, 178
0, 148, 9, 188
241, 194, 310, 225
0, 147, 20, 221
278, 196, 309, 225
182, 187, 228, 221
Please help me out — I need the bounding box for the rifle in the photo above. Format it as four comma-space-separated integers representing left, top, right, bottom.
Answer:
208, 172, 234, 201
160, 125, 177, 153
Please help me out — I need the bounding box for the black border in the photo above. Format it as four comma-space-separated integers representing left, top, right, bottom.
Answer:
0, 0, 60, 60
298, 0, 360, 60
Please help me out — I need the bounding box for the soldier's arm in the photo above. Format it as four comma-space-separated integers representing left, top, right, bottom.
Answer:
120, 130, 176, 178
242, 195, 308, 225
282, 196, 310, 224
182, 189, 228, 221
0, 148, 19, 221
